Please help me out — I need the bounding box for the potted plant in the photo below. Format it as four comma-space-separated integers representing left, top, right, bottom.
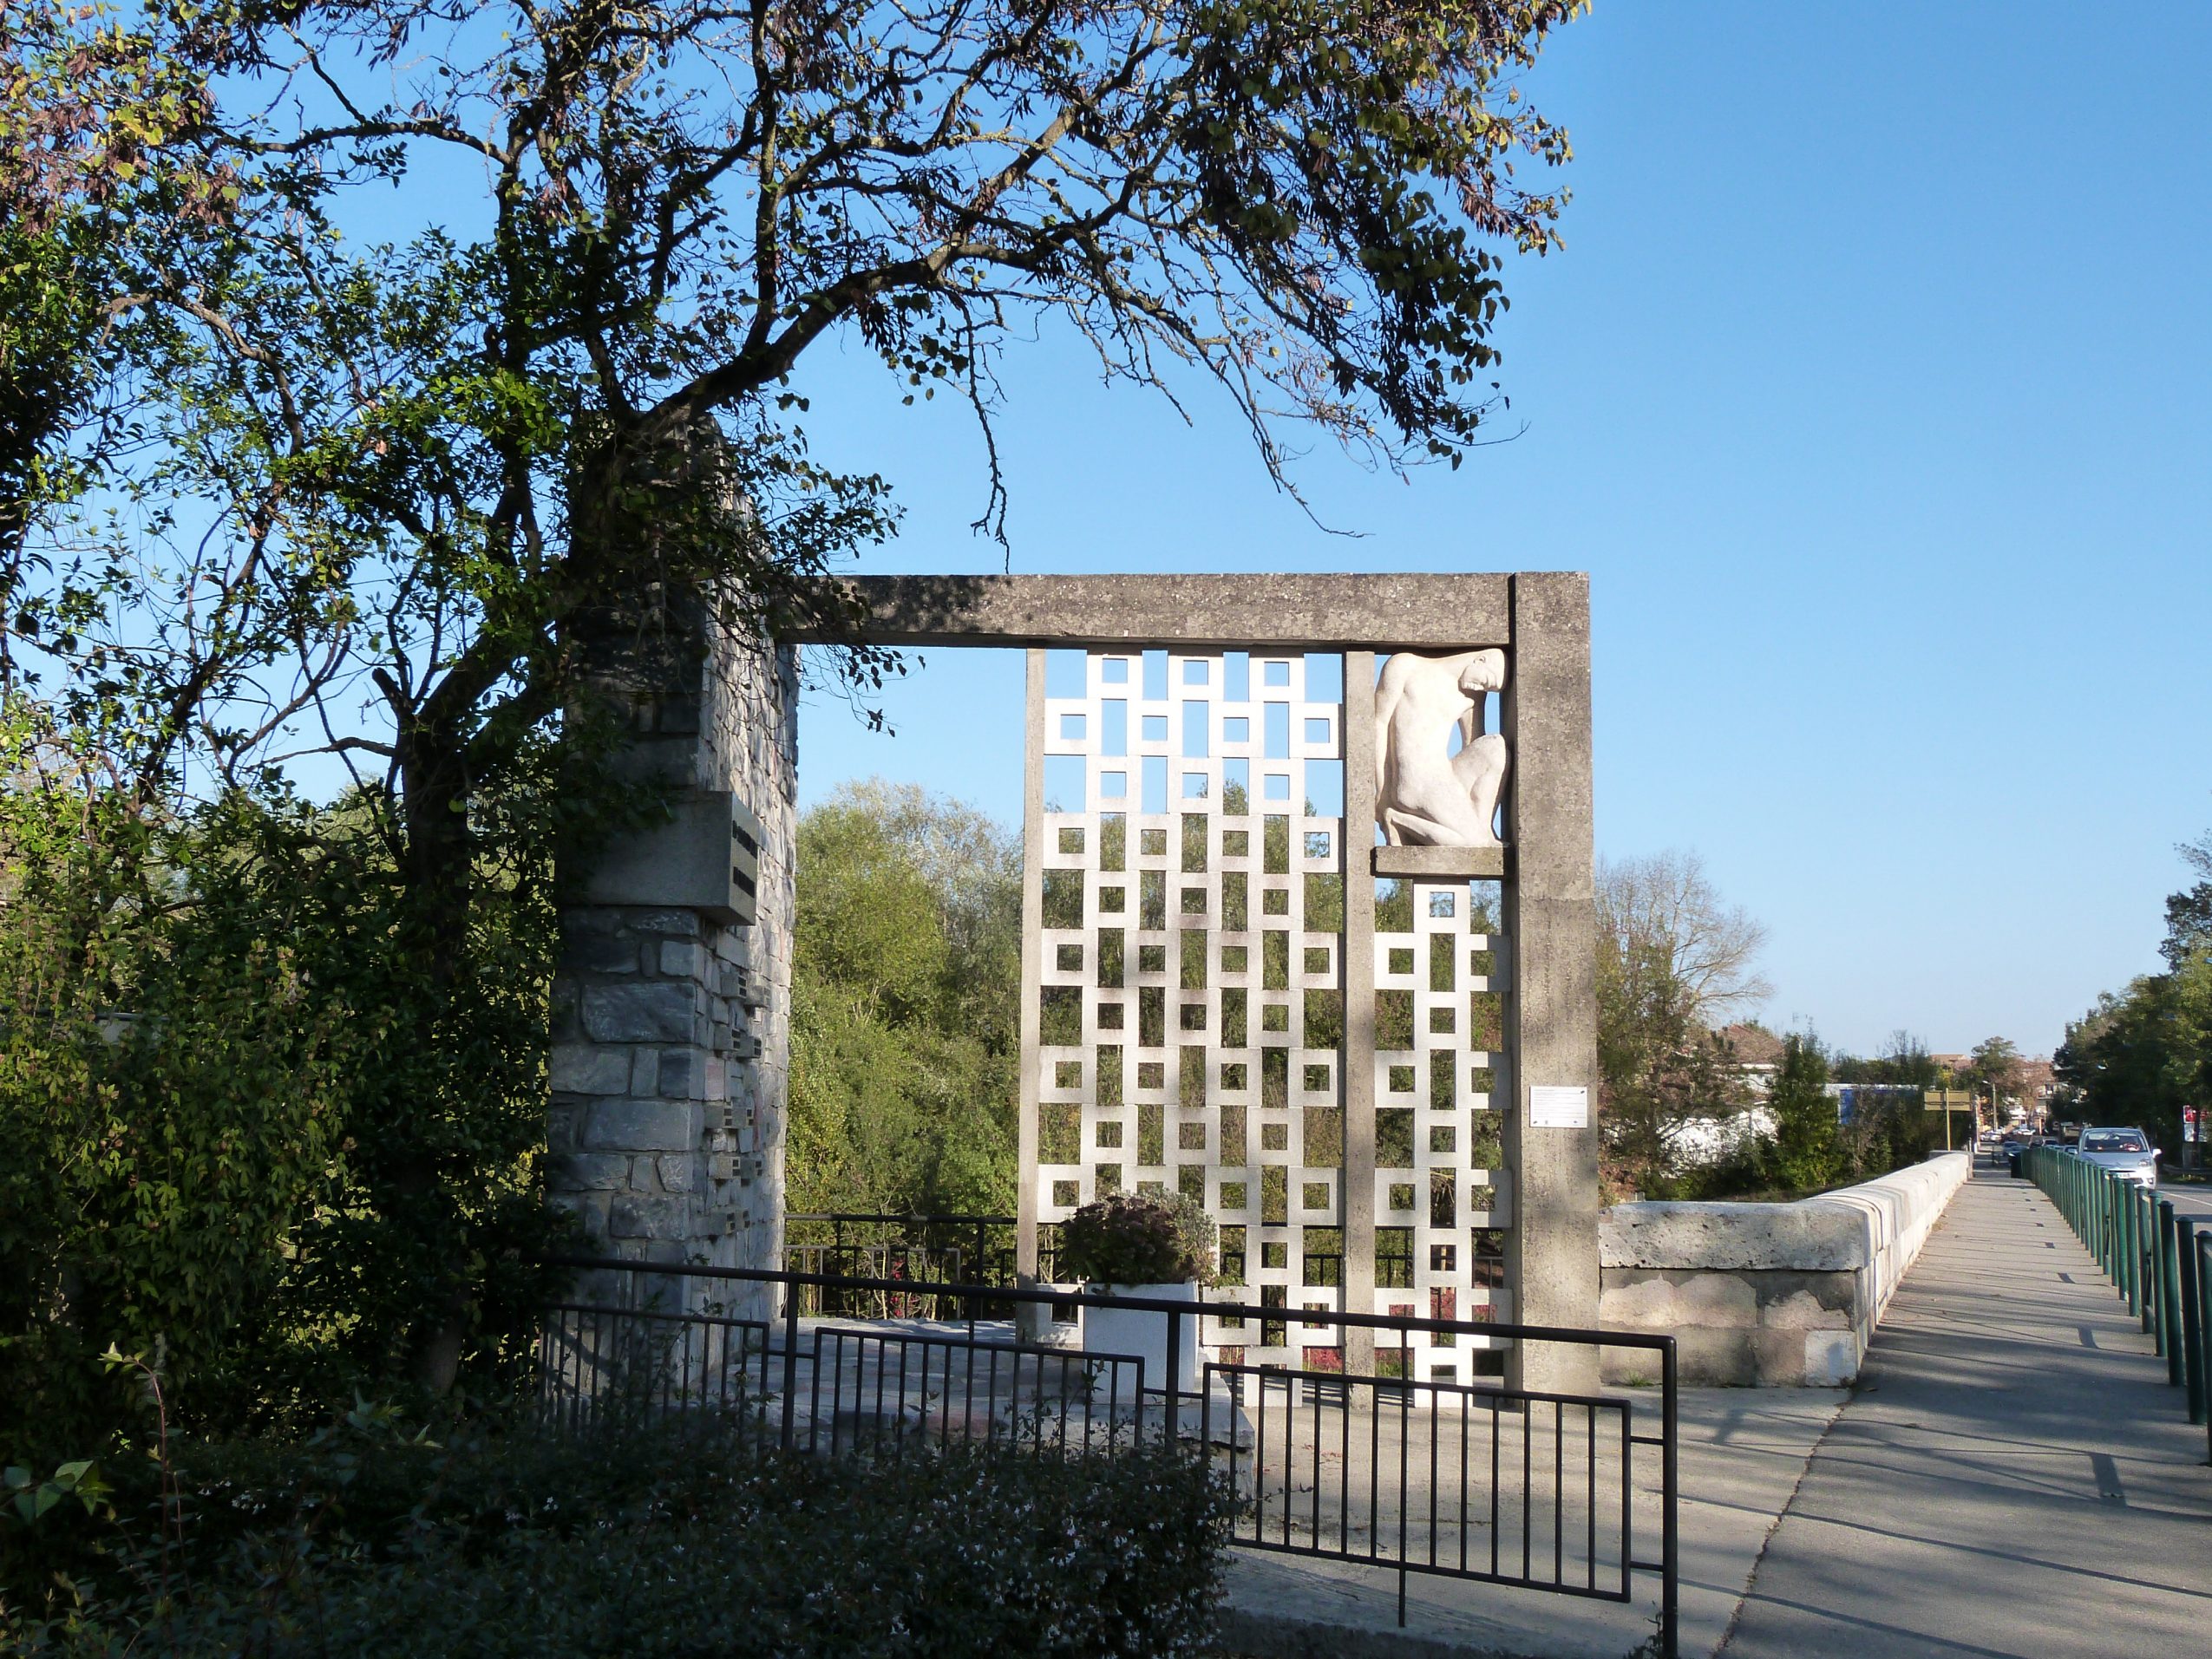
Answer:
1059, 1190, 1216, 1395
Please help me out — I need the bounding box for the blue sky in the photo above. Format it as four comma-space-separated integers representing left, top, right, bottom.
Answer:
787, 3, 2212, 1059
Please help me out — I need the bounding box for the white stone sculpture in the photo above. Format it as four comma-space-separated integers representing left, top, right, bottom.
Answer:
1374, 650, 1508, 846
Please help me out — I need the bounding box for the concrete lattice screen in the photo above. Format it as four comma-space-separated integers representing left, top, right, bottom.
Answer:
552, 573, 1601, 1394
1032, 647, 1509, 1377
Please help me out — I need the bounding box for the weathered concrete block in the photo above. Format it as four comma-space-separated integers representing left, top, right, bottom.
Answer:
1761, 1285, 1854, 1331
579, 1098, 703, 1153
1803, 1330, 1858, 1387
582, 982, 694, 1043
1601, 1202, 1869, 1272
551, 1043, 631, 1096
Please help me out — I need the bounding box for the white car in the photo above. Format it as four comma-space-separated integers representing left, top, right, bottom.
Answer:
2076, 1127, 2159, 1189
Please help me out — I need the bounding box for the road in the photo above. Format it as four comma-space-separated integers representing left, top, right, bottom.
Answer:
2161, 1185, 2212, 1223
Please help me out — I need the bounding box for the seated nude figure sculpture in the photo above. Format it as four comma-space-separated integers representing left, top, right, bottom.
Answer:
1374, 649, 1508, 846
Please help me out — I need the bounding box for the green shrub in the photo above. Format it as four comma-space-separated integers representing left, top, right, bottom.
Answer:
3, 1408, 1233, 1656
1059, 1191, 1218, 1286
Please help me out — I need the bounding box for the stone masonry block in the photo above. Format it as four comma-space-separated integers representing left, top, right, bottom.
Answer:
658, 1049, 696, 1099
626, 908, 702, 938
580, 1097, 704, 1153
583, 982, 694, 1044
608, 1195, 690, 1240
658, 1153, 698, 1193
547, 1153, 632, 1191
551, 1043, 632, 1095
660, 939, 705, 979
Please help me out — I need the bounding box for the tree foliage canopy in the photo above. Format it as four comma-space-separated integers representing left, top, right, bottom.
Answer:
788, 781, 1022, 1217
0, 0, 1584, 1409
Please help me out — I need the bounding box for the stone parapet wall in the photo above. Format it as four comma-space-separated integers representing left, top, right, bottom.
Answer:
1599, 1153, 1972, 1386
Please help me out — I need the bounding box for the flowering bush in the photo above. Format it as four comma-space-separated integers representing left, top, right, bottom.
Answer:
1058, 1190, 1218, 1286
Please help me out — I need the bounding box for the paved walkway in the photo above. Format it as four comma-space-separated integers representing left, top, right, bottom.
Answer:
1720, 1165, 2212, 1658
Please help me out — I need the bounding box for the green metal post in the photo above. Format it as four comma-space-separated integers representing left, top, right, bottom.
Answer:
2159, 1200, 2183, 1384
2177, 1216, 2204, 1426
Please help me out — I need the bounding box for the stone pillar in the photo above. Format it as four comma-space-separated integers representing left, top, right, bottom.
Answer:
1502, 572, 1600, 1394
547, 613, 797, 1323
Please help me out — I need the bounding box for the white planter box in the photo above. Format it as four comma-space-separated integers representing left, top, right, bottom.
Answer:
1082, 1281, 1201, 1395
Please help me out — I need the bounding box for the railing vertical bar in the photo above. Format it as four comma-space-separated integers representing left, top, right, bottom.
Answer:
1553, 1397, 1565, 1586
1662, 1336, 1680, 1659
1489, 1393, 1501, 1579
1587, 1401, 1597, 1590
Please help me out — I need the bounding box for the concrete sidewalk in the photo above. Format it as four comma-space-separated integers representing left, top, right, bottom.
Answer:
1720, 1166, 2212, 1657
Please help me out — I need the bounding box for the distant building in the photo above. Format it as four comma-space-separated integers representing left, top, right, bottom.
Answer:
1718, 1023, 1785, 1098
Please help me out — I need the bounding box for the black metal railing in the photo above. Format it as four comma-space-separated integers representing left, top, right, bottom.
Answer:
538, 1255, 1679, 1656
778, 1213, 1066, 1319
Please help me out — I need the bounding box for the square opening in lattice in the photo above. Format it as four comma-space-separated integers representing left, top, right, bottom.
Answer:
1304, 946, 1331, 976
1102, 657, 1129, 683
1040, 987, 1081, 1044
1097, 1002, 1124, 1030
1040, 1103, 1080, 1161
1052, 1179, 1079, 1207
1221, 1181, 1247, 1209
1141, 826, 1168, 857
1430, 1125, 1456, 1153
1377, 990, 1414, 1048
1304, 831, 1332, 859
1058, 826, 1084, 854
1179, 1003, 1207, 1031
1222, 828, 1250, 858
1142, 715, 1168, 742
1430, 1005, 1455, 1034
1178, 1165, 1204, 1201
1303, 1107, 1343, 1167
1178, 1120, 1207, 1152
1056, 943, 1082, 973
1429, 890, 1456, 918
1099, 885, 1125, 913
1302, 1063, 1331, 1092
1219, 1062, 1247, 1091
1261, 1003, 1288, 1033
1055, 1060, 1083, 1088
1388, 1065, 1416, 1094
1388, 946, 1415, 976
1431, 1243, 1457, 1272
1221, 944, 1248, 975
1261, 1122, 1289, 1152
1388, 1183, 1417, 1212
1261, 1242, 1288, 1270
1181, 887, 1206, 914
1096, 1121, 1122, 1148
1097, 1163, 1122, 1192
1262, 886, 1289, 916
1138, 943, 1166, 975
1430, 1169, 1456, 1226
1138, 1061, 1165, 1089
1378, 1109, 1414, 1166
1303, 1182, 1331, 1211
1042, 869, 1083, 928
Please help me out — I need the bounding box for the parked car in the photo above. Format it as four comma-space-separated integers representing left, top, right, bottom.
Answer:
2074, 1127, 2160, 1189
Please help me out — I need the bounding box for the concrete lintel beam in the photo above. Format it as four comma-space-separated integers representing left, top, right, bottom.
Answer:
786, 573, 1515, 650
1371, 844, 1507, 880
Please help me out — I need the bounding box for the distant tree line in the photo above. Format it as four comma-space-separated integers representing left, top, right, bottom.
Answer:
2053, 833, 2212, 1154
